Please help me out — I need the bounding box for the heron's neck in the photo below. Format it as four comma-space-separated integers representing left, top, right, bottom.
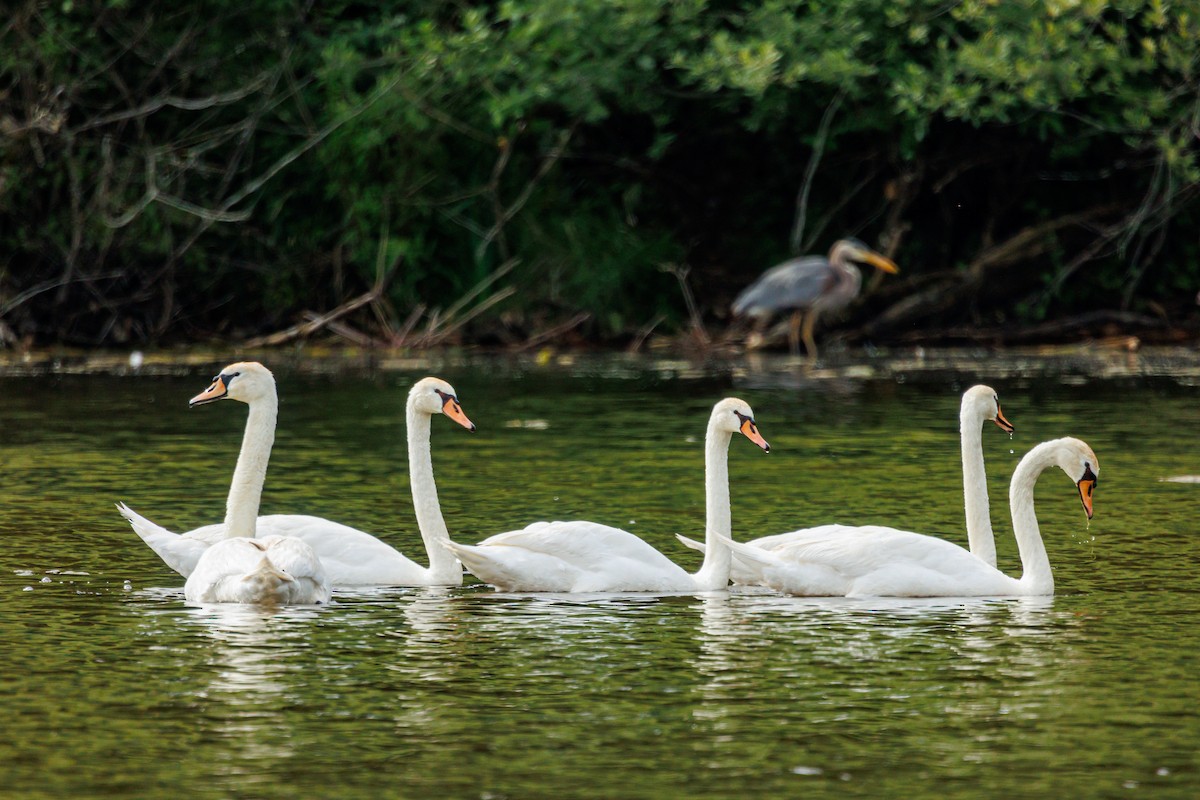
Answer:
832, 261, 863, 300
962, 407, 998, 567
693, 425, 733, 591
1009, 442, 1055, 595
222, 397, 277, 539
408, 406, 461, 583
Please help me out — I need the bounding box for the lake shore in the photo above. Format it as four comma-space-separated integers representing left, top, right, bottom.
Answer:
2, 340, 1199, 385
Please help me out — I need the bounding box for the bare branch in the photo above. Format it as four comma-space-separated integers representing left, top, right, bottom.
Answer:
419, 287, 517, 347
440, 259, 518, 324
791, 88, 845, 254
394, 81, 491, 144
69, 72, 274, 134
475, 123, 577, 262
243, 286, 384, 347
0, 272, 126, 318
517, 312, 592, 352
661, 262, 708, 344
154, 193, 253, 222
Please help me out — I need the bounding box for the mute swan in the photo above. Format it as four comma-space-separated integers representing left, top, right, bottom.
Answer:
444, 398, 771, 593
163, 363, 331, 605
120, 374, 475, 586
719, 437, 1098, 597
678, 384, 1013, 578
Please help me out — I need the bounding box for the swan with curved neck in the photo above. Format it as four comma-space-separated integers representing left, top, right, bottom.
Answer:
172, 363, 330, 604
444, 398, 770, 593
678, 384, 1013, 578
959, 384, 1013, 566
720, 437, 1098, 597
119, 372, 474, 587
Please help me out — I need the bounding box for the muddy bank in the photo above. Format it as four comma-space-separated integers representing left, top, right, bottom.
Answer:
2, 342, 1198, 387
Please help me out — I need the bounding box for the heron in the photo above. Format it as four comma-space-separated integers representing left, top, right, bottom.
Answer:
731, 238, 899, 358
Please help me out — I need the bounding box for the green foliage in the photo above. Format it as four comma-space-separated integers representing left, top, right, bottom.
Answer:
1, 0, 1197, 345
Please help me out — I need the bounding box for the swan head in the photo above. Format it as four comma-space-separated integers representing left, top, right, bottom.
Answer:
410, 377, 476, 431
1054, 437, 1099, 519
963, 384, 1013, 433
710, 398, 770, 452
189, 362, 275, 407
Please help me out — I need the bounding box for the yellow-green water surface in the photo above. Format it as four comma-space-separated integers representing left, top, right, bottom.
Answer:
1, 352, 1198, 799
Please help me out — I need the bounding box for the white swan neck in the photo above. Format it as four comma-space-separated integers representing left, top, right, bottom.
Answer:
407, 404, 459, 581
222, 396, 277, 539
693, 424, 733, 591
961, 406, 998, 567
1009, 443, 1055, 594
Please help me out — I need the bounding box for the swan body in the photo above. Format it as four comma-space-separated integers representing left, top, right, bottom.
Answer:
678, 384, 1013, 580
120, 376, 475, 586
445, 398, 771, 593
721, 437, 1098, 597
157, 362, 332, 605
185, 535, 330, 605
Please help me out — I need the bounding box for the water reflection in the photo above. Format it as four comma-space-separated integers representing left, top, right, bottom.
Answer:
6, 362, 1200, 798
176, 603, 328, 778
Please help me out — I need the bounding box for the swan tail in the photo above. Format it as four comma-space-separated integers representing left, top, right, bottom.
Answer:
441, 540, 494, 578
245, 556, 295, 583
713, 533, 778, 569
674, 533, 707, 554
441, 540, 567, 592
116, 502, 209, 578
218, 557, 311, 605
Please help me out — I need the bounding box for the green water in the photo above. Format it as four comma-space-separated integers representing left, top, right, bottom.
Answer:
2, 351, 1199, 799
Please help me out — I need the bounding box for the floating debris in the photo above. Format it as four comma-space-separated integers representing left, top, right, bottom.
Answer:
790, 766, 823, 776
504, 419, 551, 430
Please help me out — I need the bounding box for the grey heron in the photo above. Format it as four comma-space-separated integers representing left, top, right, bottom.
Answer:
731, 238, 899, 357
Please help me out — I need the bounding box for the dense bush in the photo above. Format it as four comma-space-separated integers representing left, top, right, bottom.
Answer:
1, 0, 1197, 347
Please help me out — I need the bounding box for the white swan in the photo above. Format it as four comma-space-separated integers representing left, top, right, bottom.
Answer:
185, 535, 330, 605
167, 363, 330, 605
678, 384, 1013, 577
120, 374, 475, 586
719, 437, 1098, 597
443, 398, 771, 593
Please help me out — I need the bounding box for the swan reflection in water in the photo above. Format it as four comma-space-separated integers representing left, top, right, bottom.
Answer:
681, 592, 1086, 776
177, 603, 327, 773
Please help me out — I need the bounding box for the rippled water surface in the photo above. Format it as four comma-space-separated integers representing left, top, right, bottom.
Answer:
2, 350, 1198, 798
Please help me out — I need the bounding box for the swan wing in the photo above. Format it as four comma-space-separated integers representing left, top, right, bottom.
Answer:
120, 504, 437, 587
455, 521, 692, 592
255, 514, 430, 587
478, 520, 677, 565
716, 533, 851, 596
764, 525, 1016, 597
259, 535, 332, 604
184, 538, 270, 603
184, 536, 331, 605
744, 524, 851, 552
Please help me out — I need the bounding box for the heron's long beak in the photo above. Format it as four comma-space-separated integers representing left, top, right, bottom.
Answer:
190, 375, 230, 407
1077, 473, 1096, 520
739, 418, 770, 453
442, 395, 476, 432
992, 406, 1014, 434
862, 251, 900, 275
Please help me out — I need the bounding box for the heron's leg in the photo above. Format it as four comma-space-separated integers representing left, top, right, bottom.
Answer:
788, 311, 803, 355
744, 316, 768, 350
801, 309, 820, 360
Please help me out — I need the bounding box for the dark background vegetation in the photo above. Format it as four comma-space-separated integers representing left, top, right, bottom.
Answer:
2, 0, 1198, 350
